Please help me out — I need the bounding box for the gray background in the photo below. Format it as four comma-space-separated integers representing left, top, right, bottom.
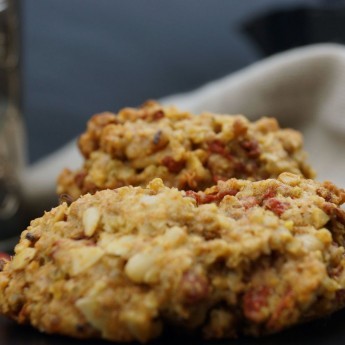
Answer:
21, 0, 327, 162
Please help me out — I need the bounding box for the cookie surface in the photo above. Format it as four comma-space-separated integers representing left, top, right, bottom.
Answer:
57, 101, 314, 199
1, 173, 345, 342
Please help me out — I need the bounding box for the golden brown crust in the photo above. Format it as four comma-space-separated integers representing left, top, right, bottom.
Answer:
1, 173, 345, 342
57, 101, 315, 199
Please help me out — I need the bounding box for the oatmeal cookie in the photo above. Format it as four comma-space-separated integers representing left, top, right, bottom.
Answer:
1, 173, 344, 342
57, 101, 314, 199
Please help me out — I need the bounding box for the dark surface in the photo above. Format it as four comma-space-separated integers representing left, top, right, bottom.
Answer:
1, 309, 345, 345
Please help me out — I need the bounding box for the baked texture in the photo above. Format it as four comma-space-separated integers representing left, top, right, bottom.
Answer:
57, 101, 314, 199
1, 173, 345, 342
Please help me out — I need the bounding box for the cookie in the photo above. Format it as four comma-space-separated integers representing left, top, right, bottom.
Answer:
57, 101, 314, 199
1, 173, 344, 342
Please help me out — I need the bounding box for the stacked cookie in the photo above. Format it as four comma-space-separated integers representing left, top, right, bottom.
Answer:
0, 102, 344, 343
57, 101, 314, 198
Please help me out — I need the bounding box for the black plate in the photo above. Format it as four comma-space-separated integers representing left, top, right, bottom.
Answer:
1, 309, 345, 345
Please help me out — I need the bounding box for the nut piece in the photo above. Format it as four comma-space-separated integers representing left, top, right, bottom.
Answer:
160, 226, 186, 248
69, 247, 104, 276
312, 208, 330, 229
83, 207, 100, 237
105, 235, 135, 257
278, 172, 301, 186
121, 309, 162, 343
125, 252, 159, 284
75, 281, 108, 335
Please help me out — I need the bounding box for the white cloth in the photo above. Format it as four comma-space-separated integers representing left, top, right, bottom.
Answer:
23, 43, 345, 214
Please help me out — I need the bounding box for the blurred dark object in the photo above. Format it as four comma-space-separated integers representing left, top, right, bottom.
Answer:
243, 1, 345, 56
0, 0, 26, 240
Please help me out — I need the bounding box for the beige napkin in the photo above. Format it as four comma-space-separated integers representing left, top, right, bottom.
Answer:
23, 43, 345, 214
